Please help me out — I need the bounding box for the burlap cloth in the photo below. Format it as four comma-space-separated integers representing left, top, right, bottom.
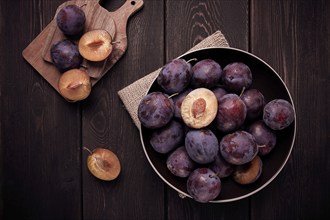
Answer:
118, 30, 230, 130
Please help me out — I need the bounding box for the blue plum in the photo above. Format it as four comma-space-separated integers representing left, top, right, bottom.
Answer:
220, 131, 258, 165
185, 129, 219, 164
138, 92, 174, 129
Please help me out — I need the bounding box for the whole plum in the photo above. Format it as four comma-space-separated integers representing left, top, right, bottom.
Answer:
187, 168, 221, 203
138, 92, 174, 129
247, 120, 277, 156
263, 99, 295, 130
212, 87, 228, 103
157, 59, 192, 94
215, 94, 247, 133
150, 120, 184, 154
241, 88, 265, 120
50, 39, 83, 72
221, 62, 252, 93
220, 131, 258, 165
185, 129, 218, 164
56, 4, 86, 37
172, 88, 192, 119
166, 146, 195, 177
191, 59, 222, 88
209, 152, 234, 178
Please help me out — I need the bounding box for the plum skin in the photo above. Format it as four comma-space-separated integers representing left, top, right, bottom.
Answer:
157, 59, 192, 94
166, 146, 195, 177
221, 62, 252, 93
247, 120, 277, 156
185, 129, 219, 164
149, 120, 184, 154
187, 168, 221, 203
172, 88, 192, 119
215, 93, 247, 133
241, 88, 265, 120
138, 92, 174, 129
219, 130, 258, 165
50, 39, 83, 72
263, 99, 295, 130
56, 4, 86, 36
191, 59, 222, 89
209, 152, 234, 178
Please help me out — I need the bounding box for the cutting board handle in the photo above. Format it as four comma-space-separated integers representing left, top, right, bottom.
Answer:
110, 0, 144, 20
108, 0, 144, 53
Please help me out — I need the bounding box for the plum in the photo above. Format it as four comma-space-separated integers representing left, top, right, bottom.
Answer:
149, 120, 184, 154
84, 147, 121, 181
232, 155, 263, 184
220, 131, 258, 165
166, 146, 195, 177
58, 69, 91, 101
79, 29, 113, 62
187, 168, 221, 203
181, 88, 218, 129
215, 93, 247, 133
241, 88, 265, 120
212, 87, 228, 102
138, 92, 174, 129
191, 59, 222, 88
51, 39, 83, 72
56, 4, 86, 37
185, 129, 218, 164
247, 120, 277, 156
263, 99, 295, 130
221, 62, 252, 93
209, 152, 234, 178
172, 88, 192, 120
157, 59, 192, 94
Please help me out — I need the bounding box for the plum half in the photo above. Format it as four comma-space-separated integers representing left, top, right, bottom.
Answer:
232, 155, 263, 185
79, 29, 113, 62
85, 147, 121, 181
181, 88, 218, 129
58, 69, 91, 101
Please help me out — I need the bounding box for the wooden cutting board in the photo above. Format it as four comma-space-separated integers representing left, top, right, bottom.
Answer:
22, 0, 144, 97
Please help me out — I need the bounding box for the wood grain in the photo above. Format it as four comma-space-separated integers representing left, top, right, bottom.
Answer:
165, 0, 250, 219
250, 0, 330, 219
1, 0, 82, 219
81, 0, 165, 219
1, 0, 330, 219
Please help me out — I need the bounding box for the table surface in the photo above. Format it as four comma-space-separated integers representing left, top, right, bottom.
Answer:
1, 0, 329, 219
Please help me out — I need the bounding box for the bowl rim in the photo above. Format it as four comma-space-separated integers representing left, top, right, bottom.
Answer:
139, 46, 297, 203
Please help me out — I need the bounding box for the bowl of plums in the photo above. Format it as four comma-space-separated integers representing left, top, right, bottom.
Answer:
138, 47, 296, 203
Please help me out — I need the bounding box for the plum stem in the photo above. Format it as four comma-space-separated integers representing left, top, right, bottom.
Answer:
186, 58, 198, 64
239, 87, 246, 97
67, 81, 83, 89
168, 93, 179, 99
83, 147, 93, 155
111, 41, 120, 45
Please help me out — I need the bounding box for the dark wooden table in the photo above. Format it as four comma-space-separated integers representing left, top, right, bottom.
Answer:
1, 0, 329, 219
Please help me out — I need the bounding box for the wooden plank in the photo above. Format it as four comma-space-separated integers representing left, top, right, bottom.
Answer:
0, 0, 82, 219
165, 0, 250, 217
250, 0, 330, 219
165, 0, 249, 60
81, 0, 166, 219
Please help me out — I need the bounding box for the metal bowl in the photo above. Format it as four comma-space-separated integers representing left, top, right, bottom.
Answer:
139, 47, 296, 202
